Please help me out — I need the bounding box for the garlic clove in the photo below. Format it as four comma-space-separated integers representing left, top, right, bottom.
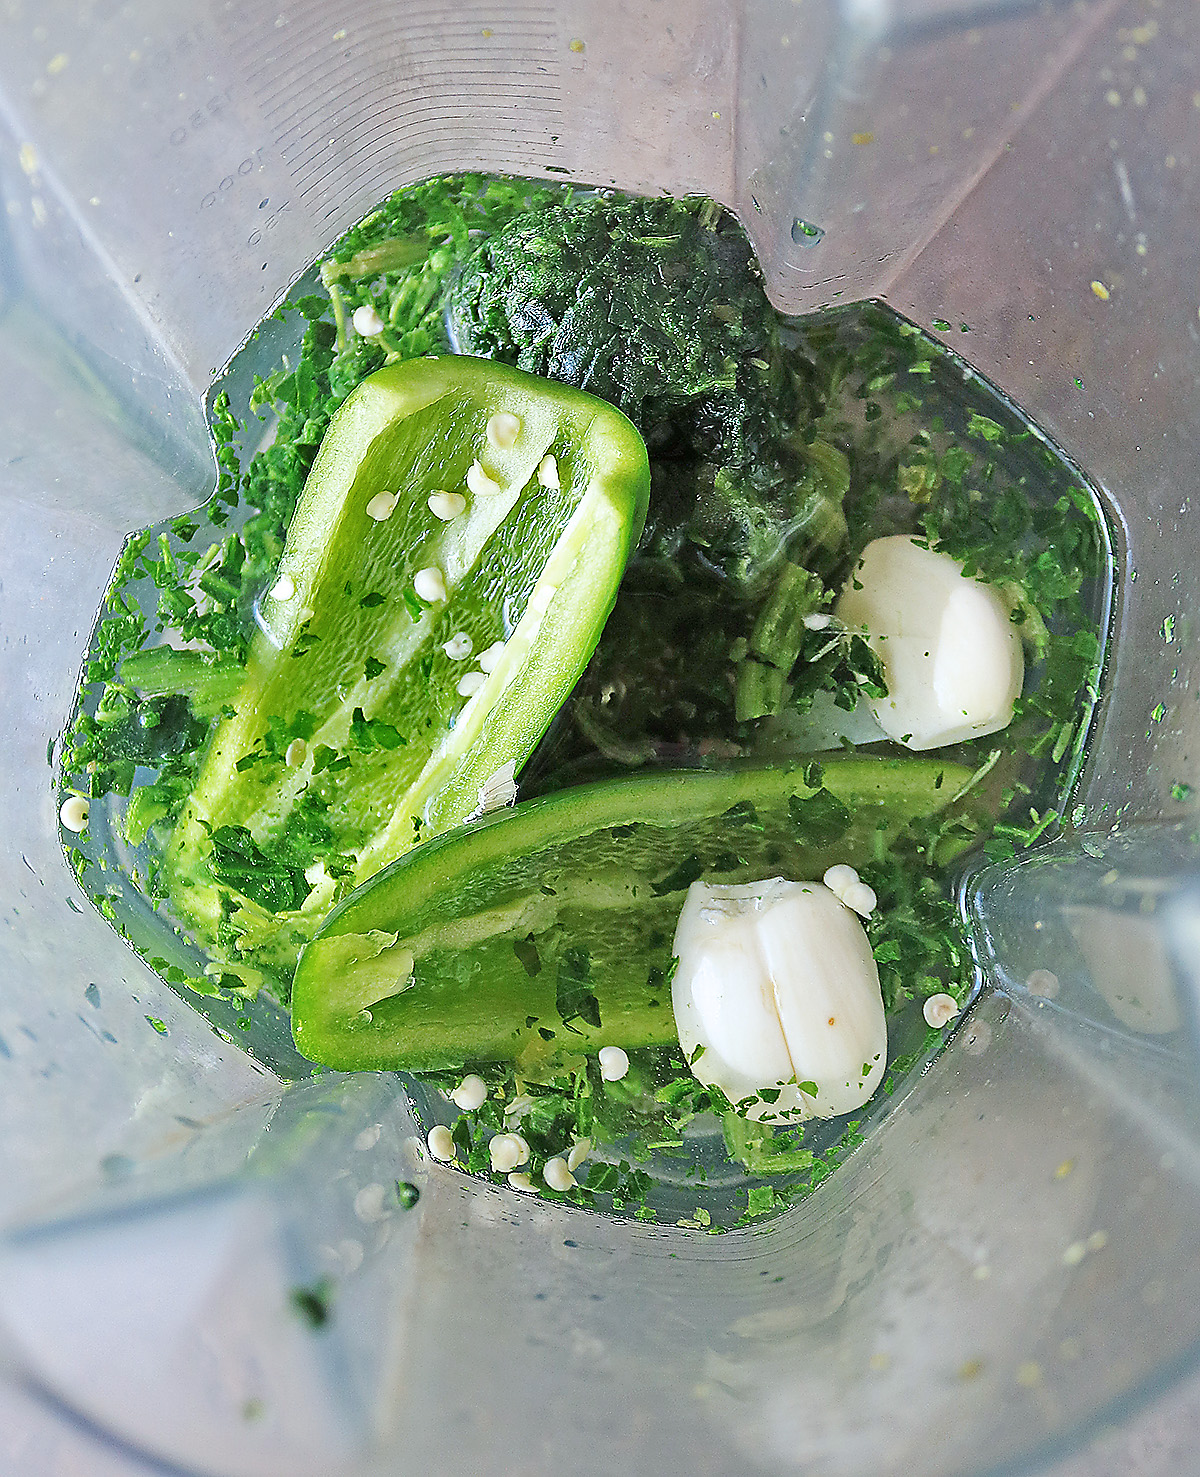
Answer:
672, 877, 887, 1123
835, 535, 1023, 750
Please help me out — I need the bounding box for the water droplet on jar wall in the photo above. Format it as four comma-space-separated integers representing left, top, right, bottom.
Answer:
791, 218, 825, 247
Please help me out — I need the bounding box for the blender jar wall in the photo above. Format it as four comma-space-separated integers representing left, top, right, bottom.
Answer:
1, 1, 1199, 1475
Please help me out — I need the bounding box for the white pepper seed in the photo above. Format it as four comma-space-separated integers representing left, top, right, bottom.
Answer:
451, 1074, 487, 1111
544, 1157, 576, 1192
599, 1046, 630, 1081
477, 640, 506, 674
537, 454, 560, 490
428, 490, 467, 521
413, 566, 447, 604
352, 304, 386, 337
822, 864, 859, 900
486, 411, 521, 449
426, 1125, 456, 1162
490, 1134, 523, 1173
365, 490, 399, 521
923, 992, 960, 1029
842, 881, 877, 917
60, 795, 89, 832
466, 460, 502, 497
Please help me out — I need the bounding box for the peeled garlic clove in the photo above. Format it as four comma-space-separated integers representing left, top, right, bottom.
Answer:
671, 877, 887, 1123
835, 535, 1023, 750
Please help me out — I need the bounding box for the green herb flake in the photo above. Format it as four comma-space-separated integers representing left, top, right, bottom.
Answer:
513, 935, 541, 977
787, 788, 852, 846
745, 1184, 775, 1218
349, 706, 407, 751
556, 946, 601, 1030
207, 825, 311, 913
650, 853, 706, 897
289, 1279, 334, 1329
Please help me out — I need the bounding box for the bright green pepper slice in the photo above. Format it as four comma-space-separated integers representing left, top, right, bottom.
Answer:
165, 356, 649, 984
291, 755, 970, 1072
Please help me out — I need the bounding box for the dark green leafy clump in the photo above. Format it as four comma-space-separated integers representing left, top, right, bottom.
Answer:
320, 175, 568, 359
67, 688, 208, 801
450, 192, 848, 594
205, 825, 312, 914
450, 194, 778, 443
527, 576, 748, 780
787, 625, 888, 717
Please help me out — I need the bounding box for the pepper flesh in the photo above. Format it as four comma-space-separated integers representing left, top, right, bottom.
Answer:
165, 356, 649, 983
290, 755, 970, 1072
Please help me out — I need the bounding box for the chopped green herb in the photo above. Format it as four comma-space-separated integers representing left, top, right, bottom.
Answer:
289, 1279, 334, 1329
206, 825, 311, 913
556, 946, 601, 1031
787, 788, 852, 846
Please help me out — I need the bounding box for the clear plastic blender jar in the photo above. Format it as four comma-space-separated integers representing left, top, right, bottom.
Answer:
2, 2, 1199, 1474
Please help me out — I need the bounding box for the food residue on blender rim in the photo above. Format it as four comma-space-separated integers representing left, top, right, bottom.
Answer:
58, 176, 1109, 1226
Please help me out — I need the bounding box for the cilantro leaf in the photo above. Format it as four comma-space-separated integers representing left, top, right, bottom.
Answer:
348, 706, 407, 751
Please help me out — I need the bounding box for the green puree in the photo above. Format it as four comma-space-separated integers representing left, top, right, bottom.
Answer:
60, 175, 1108, 1225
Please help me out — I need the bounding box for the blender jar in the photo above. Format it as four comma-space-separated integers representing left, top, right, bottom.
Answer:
1, 1, 1199, 1474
